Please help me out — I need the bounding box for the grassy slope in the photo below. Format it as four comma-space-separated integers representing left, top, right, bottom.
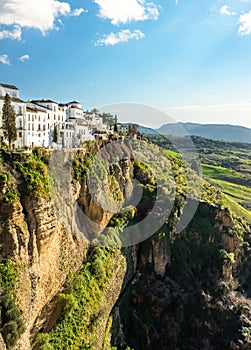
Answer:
202, 164, 251, 209
147, 134, 251, 220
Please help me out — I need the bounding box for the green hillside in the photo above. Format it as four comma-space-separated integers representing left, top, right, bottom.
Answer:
147, 134, 251, 215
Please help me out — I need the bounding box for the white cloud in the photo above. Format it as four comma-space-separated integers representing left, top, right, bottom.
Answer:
0, 24, 21, 40
71, 8, 87, 17
238, 11, 251, 35
19, 54, 30, 62
94, 0, 159, 25
0, 0, 71, 33
0, 54, 10, 65
96, 29, 145, 46
168, 103, 251, 113
166, 103, 251, 129
220, 5, 235, 16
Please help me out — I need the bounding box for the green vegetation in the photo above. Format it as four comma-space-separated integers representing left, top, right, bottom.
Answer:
202, 164, 245, 182
213, 179, 251, 205
34, 247, 123, 349
220, 193, 251, 224
15, 157, 49, 197
169, 203, 227, 282
201, 164, 251, 216
2, 135, 251, 349
53, 125, 58, 143
109, 205, 136, 228
0, 148, 50, 199
147, 134, 251, 220
0, 171, 19, 203
72, 142, 98, 181
0, 259, 25, 349
1, 93, 17, 149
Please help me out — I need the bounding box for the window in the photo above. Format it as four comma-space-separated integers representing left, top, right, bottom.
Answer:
19, 132, 22, 138
32, 124, 34, 131
43, 125, 45, 131
38, 116, 40, 121
54, 115, 56, 120
28, 115, 30, 121
38, 124, 41, 131
32, 115, 34, 122
28, 124, 30, 130
48, 123, 50, 129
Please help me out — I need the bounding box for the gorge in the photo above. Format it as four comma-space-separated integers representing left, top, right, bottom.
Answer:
1, 139, 251, 350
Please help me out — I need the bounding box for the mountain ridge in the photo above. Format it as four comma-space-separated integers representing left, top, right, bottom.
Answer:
131, 122, 251, 143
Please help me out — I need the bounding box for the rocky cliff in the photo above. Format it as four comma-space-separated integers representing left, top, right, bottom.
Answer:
111, 203, 251, 350
0, 143, 251, 350
0, 177, 87, 349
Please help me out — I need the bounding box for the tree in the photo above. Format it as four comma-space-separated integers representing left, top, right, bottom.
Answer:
91, 108, 99, 114
53, 124, 58, 143
2, 93, 17, 149
114, 114, 118, 132
127, 123, 138, 136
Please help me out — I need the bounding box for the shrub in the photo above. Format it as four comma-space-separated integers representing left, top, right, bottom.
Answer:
35, 248, 121, 349
0, 259, 25, 349
15, 157, 49, 197
32, 333, 54, 350
0, 172, 19, 203
1, 321, 20, 349
57, 293, 78, 317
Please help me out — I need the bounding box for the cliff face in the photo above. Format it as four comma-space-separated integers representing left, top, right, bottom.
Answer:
111, 203, 251, 350
1, 145, 251, 350
0, 196, 87, 349
0, 146, 131, 349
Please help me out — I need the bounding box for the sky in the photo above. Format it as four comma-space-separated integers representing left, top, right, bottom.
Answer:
1, 0, 251, 128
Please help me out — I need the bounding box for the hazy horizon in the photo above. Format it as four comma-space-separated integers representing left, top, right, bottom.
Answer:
1, 1, 251, 128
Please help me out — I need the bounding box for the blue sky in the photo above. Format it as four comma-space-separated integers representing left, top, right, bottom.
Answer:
1, 0, 251, 128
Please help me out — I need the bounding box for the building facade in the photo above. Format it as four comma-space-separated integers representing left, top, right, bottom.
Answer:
0, 83, 111, 149
0, 83, 26, 148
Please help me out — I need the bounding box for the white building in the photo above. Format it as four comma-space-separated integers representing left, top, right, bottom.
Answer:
83, 111, 108, 132
56, 122, 75, 148
27, 100, 67, 147
0, 83, 110, 149
25, 104, 51, 147
0, 83, 26, 148
66, 101, 84, 119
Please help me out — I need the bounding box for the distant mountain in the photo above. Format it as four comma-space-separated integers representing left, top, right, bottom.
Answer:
151, 122, 251, 144
121, 123, 159, 135
137, 125, 159, 135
